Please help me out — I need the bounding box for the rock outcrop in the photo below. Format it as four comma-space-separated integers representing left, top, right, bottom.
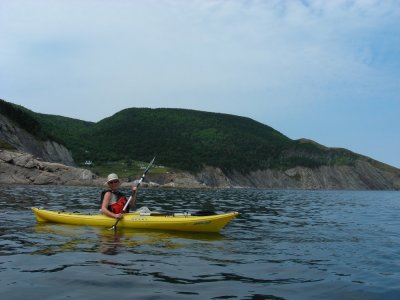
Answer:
224, 161, 400, 190
0, 115, 75, 166
144, 161, 400, 190
1, 149, 399, 190
147, 166, 231, 189
0, 150, 100, 186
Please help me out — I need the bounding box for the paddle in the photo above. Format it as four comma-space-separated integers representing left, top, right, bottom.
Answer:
111, 155, 156, 231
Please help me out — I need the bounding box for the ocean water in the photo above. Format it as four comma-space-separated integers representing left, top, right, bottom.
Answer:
0, 185, 399, 300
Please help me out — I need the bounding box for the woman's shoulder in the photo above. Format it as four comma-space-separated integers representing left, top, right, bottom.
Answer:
101, 189, 113, 199
102, 189, 125, 197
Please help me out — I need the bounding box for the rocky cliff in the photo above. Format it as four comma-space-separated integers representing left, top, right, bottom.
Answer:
0, 114, 75, 166
224, 162, 400, 190
143, 162, 400, 190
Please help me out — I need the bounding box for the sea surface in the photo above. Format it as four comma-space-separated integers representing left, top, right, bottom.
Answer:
0, 185, 399, 300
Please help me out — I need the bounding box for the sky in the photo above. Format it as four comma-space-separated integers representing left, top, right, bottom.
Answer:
1, 0, 399, 168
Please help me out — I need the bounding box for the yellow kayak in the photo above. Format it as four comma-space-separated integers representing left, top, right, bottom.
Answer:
32, 207, 239, 233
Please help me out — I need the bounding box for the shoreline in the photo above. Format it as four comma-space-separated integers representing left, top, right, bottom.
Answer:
2, 149, 399, 190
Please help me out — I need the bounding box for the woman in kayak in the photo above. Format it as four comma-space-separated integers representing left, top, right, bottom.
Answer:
100, 173, 137, 219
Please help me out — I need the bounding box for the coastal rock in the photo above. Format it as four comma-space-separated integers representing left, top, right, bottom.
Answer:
225, 161, 400, 190
196, 166, 231, 188
1, 149, 399, 190
145, 161, 400, 190
146, 172, 207, 188
0, 150, 98, 186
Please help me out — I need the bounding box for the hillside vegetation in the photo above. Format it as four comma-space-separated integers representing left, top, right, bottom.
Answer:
1, 99, 372, 173
2, 99, 399, 189
0, 99, 57, 142
34, 107, 365, 173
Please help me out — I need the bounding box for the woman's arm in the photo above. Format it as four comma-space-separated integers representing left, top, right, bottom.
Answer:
129, 187, 138, 208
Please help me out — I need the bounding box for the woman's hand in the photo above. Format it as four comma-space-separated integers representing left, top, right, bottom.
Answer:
132, 186, 137, 193
115, 213, 122, 219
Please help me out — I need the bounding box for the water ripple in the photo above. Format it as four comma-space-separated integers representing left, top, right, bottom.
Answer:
0, 185, 400, 299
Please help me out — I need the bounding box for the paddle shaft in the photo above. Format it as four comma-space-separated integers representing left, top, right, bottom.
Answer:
112, 156, 156, 230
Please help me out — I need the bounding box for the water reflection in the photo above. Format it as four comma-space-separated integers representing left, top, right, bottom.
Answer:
33, 223, 224, 256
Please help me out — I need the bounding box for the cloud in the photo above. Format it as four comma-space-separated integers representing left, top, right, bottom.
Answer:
0, 0, 399, 166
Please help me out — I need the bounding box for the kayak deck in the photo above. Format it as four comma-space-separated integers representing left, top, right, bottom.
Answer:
32, 207, 239, 233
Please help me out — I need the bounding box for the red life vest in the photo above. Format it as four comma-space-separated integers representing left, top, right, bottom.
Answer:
101, 190, 130, 214
109, 196, 128, 214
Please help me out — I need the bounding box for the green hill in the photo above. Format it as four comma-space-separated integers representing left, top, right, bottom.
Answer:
1, 99, 370, 173
32, 107, 364, 173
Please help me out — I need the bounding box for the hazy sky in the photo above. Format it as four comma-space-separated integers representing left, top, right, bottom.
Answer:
1, 0, 399, 167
